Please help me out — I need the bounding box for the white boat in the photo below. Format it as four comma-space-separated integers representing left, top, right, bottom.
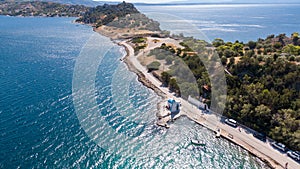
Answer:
191, 139, 206, 146
215, 129, 221, 138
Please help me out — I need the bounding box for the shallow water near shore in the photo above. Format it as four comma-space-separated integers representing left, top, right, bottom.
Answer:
0, 16, 271, 168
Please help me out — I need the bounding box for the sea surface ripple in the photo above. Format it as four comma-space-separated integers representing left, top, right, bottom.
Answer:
0, 16, 270, 168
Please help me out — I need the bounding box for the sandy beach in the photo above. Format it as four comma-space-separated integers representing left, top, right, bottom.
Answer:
118, 38, 299, 169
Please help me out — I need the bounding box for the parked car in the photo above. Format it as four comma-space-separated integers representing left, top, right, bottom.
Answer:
225, 119, 237, 127
253, 132, 266, 142
271, 142, 287, 152
287, 150, 300, 161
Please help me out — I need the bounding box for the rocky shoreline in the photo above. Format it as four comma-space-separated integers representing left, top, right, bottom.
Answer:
113, 38, 288, 169
92, 24, 297, 169
118, 42, 172, 128
119, 43, 166, 99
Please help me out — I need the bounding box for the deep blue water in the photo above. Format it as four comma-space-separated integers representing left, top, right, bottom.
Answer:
0, 16, 98, 168
1, 5, 294, 168
137, 4, 300, 42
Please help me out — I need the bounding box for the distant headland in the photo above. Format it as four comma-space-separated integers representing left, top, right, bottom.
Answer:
0, 0, 90, 17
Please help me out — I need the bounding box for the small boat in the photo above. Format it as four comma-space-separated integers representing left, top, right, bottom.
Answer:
191, 139, 206, 146
215, 128, 221, 138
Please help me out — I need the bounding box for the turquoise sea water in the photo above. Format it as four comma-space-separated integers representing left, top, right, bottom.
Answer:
2, 3, 299, 168
0, 16, 269, 168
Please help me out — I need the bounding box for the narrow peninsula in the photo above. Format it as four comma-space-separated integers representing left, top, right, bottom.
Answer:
75, 2, 300, 169
1, 1, 299, 169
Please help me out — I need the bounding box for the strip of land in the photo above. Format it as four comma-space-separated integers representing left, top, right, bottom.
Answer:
118, 37, 299, 169
1, 1, 298, 168
81, 2, 299, 168
60, 1, 300, 168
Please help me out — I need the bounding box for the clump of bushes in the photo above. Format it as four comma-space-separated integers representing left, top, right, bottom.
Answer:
147, 61, 161, 72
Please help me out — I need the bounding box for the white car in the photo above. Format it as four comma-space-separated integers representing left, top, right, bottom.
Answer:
271, 142, 287, 152
287, 150, 300, 161
225, 118, 237, 127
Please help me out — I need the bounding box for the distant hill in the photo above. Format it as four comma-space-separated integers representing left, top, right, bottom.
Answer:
76, 1, 161, 35
1, 0, 118, 6
0, 1, 90, 17
76, 2, 139, 27
40, 0, 104, 6
0, 1, 161, 31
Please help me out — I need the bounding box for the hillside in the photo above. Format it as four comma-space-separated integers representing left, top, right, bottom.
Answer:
0, 0, 90, 17
76, 2, 139, 27
1, 0, 107, 6
218, 33, 300, 151
146, 33, 300, 151
76, 1, 161, 32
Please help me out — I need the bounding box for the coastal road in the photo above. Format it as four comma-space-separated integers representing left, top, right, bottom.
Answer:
179, 96, 299, 169
179, 93, 299, 169
120, 39, 299, 169
219, 122, 299, 169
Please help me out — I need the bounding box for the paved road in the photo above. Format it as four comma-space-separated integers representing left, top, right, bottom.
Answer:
121, 40, 299, 169
181, 97, 299, 169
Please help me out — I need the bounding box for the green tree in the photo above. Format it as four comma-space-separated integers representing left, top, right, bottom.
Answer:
161, 71, 171, 87
212, 38, 225, 47
254, 105, 272, 130
147, 61, 161, 72
228, 57, 235, 67
231, 42, 244, 56
178, 82, 199, 98
221, 56, 227, 65
169, 78, 180, 96
267, 34, 275, 39
245, 50, 255, 57
270, 109, 300, 150
224, 49, 235, 58
240, 103, 253, 122
273, 42, 282, 49
277, 33, 287, 46
165, 55, 173, 65
283, 44, 300, 55
176, 48, 182, 56
248, 41, 257, 50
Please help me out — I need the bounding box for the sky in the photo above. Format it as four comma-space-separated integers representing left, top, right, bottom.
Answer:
94, 0, 300, 4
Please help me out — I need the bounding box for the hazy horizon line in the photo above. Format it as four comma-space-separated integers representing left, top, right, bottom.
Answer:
133, 2, 300, 5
